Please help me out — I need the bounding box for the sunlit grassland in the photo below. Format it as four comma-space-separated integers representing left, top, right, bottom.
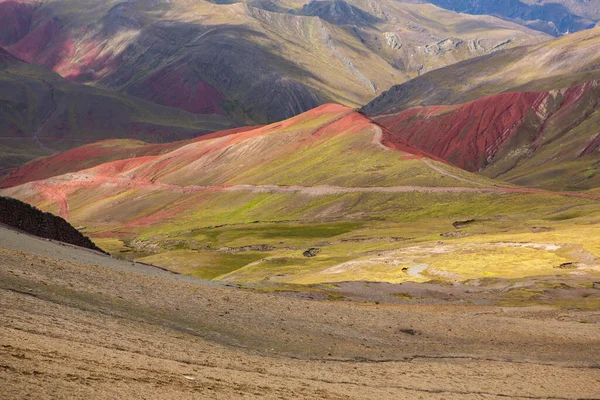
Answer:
63, 187, 600, 285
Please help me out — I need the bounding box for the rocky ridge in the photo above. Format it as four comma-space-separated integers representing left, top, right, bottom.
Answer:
0, 196, 105, 253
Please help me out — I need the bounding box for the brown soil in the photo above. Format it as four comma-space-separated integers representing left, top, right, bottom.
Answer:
1, 227, 600, 399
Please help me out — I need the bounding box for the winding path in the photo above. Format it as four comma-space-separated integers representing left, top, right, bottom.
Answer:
7, 173, 598, 220
32, 182, 70, 219
421, 159, 491, 187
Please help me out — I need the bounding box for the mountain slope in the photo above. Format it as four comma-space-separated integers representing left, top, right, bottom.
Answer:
3, 104, 476, 191
373, 80, 600, 190
0, 46, 235, 173
423, 0, 598, 36
363, 28, 600, 191
0, 0, 548, 123
3, 104, 600, 285
0, 126, 257, 189
363, 27, 600, 116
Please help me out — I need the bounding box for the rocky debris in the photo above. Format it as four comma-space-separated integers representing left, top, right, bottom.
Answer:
130, 238, 198, 253
303, 248, 321, 257
130, 239, 161, 253
0, 196, 105, 253
452, 219, 476, 229
530, 226, 554, 233
440, 231, 469, 238
423, 38, 462, 56
468, 38, 485, 53
339, 237, 409, 243
219, 244, 276, 253
554, 262, 578, 270
491, 38, 511, 51
383, 32, 401, 49
398, 328, 421, 336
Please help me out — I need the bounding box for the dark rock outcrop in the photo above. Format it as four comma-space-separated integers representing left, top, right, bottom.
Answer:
303, 248, 321, 257
0, 196, 105, 253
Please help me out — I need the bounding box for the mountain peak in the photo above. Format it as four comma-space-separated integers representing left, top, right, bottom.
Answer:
301, 0, 379, 26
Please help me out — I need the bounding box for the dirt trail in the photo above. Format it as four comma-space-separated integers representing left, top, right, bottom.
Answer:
308, 108, 357, 136
6, 173, 600, 219
32, 181, 70, 219
371, 125, 389, 151
11, 74, 58, 154
222, 184, 493, 195
31, 79, 57, 153
421, 159, 490, 187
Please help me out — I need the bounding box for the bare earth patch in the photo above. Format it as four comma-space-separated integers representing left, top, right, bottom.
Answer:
1, 227, 600, 399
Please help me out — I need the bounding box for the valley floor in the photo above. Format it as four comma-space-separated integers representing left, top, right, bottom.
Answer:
1, 227, 600, 399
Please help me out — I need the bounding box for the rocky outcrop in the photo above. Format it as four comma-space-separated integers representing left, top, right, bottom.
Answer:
0, 196, 105, 252
383, 32, 401, 50
303, 248, 321, 257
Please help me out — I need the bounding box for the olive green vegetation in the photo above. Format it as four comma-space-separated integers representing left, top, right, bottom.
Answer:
57, 186, 600, 286
137, 250, 270, 280
143, 109, 498, 189
3, 103, 599, 289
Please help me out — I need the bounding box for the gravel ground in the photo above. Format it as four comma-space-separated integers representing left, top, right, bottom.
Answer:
1, 226, 600, 399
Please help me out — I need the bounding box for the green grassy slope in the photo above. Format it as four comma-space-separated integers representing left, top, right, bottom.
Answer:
371, 79, 600, 192
3, 103, 600, 286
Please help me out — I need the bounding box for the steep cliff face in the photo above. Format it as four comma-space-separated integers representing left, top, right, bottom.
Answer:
0, 196, 105, 252
374, 80, 600, 190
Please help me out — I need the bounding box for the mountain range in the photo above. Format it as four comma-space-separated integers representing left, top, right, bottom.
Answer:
0, 0, 548, 125
364, 26, 600, 190
424, 0, 599, 36
3, 100, 600, 284
3, 3, 600, 397
0, 45, 235, 172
